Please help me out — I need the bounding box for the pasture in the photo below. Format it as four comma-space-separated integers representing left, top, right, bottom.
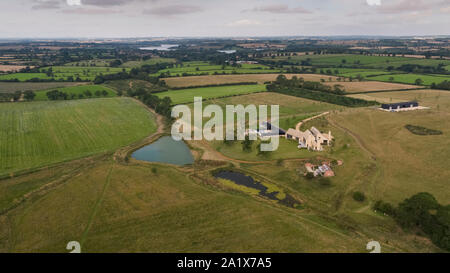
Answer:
368, 73, 450, 86
152, 61, 283, 77
0, 66, 130, 82
0, 161, 378, 253
162, 74, 339, 88
328, 101, 450, 204
0, 82, 87, 93
263, 54, 450, 69
155, 84, 267, 105
0, 97, 156, 176
121, 57, 176, 68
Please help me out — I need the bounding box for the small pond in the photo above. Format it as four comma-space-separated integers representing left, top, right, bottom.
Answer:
132, 136, 194, 166
214, 171, 301, 208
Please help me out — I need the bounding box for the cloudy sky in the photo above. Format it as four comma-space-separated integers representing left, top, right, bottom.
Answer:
1, 0, 449, 38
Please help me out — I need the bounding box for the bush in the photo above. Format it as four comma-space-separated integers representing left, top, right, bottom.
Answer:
353, 191, 366, 202
373, 200, 396, 216
318, 177, 331, 186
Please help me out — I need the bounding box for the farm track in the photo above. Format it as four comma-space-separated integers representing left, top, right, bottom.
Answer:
326, 116, 376, 161
295, 111, 330, 131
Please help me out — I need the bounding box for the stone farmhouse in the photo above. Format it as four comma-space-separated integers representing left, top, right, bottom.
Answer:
286, 127, 333, 151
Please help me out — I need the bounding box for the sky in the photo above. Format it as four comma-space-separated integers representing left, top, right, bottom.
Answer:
0, 0, 449, 38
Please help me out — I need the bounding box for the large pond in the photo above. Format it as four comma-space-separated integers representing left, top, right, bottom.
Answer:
140, 44, 179, 51
214, 171, 301, 208
132, 136, 194, 166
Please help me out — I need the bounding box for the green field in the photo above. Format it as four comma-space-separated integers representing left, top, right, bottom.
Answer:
34, 84, 116, 100
152, 61, 283, 77
0, 82, 88, 93
369, 73, 450, 86
0, 97, 156, 176
155, 84, 267, 104
0, 66, 130, 82
265, 54, 450, 70
121, 58, 176, 68
64, 60, 115, 67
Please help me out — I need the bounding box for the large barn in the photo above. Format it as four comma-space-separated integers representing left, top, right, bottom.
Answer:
381, 101, 419, 111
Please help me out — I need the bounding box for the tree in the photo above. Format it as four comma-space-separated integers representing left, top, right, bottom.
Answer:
353, 191, 366, 202
241, 135, 252, 152
24, 90, 36, 101
396, 192, 439, 229
415, 78, 424, 86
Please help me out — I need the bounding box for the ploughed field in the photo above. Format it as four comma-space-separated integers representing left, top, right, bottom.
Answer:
0, 97, 156, 176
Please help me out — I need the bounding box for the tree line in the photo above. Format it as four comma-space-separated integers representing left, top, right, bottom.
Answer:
374, 192, 449, 251
266, 75, 376, 107
46, 89, 109, 100
0, 90, 35, 102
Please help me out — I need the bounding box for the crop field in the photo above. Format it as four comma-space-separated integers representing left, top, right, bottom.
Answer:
155, 84, 267, 105
151, 61, 283, 77
368, 73, 450, 86
121, 57, 176, 68
162, 74, 339, 88
33, 84, 117, 100
324, 81, 420, 93
0, 82, 88, 93
0, 67, 130, 82
0, 97, 156, 176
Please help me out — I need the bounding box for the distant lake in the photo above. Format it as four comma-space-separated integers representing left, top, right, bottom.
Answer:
140, 44, 179, 51
217, 50, 236, 54
132, 136, 194, 166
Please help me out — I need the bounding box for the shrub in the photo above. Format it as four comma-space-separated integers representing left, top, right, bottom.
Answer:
373, 200, 396, 216
318, 177, 331, 186
353, 191, 366, 202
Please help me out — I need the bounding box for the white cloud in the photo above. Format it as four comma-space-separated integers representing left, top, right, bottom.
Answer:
367, 0, 381, 6
67, 0, 82, 6
227, 19, 261, 27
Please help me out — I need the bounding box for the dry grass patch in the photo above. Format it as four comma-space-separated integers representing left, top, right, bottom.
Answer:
0, 65, 28, 72
326, 81, 419, 93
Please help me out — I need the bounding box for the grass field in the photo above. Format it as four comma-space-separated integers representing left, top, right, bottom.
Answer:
324, 81, 420, 93
0, 66, 130, 82
162, 74, 339, 88
152, 61, 283, 77
121, 58, 176, 68
64, 60, 114, 67
0, 97, 156, 176
104, 79, 154, 93
368, 73, 450, 86
33, 85, 116, 100
262, 54, 450, 69
334, 89, 450, 204
155, 84, 267, 105
0, 82, 88, 93
0, 160, 379, 253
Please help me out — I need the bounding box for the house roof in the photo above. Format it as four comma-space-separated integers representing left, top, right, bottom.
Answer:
286, 128, 303, 138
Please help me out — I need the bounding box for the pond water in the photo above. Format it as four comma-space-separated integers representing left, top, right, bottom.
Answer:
217, 50, 237, 54
132, 136, 194, 166
140, 44, 179, 51
214, 171, 301, 208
